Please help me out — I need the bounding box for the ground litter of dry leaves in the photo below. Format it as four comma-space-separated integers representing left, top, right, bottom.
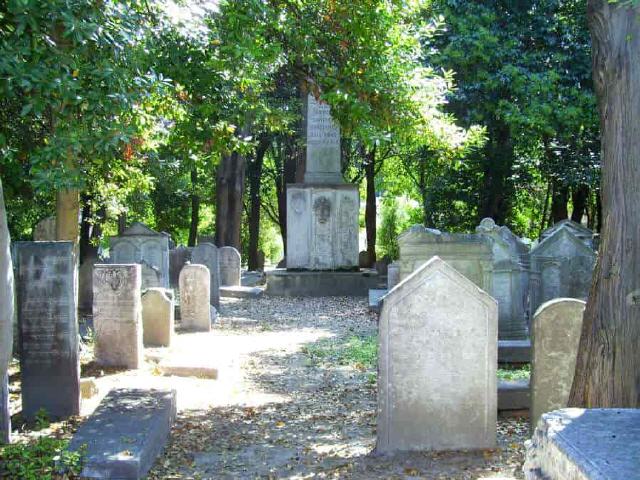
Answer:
146, 296, 528, 480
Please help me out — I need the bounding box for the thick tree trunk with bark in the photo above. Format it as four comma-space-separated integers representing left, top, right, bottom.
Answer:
569, 0, 640, 408
550, 182, 569, 223
247, 140, 269, 271
364, 146, 377, 266
55, 189, 79, 243
188, 168, 200, 247
215, 152, 246, 249
479, 123, 513, 224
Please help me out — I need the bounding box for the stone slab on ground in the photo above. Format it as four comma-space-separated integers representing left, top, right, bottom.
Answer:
159, 364, 218, 379
220, 285, 264, 299
69, 388, 176, 479
266, 269, 382, 297
368, 288, 387, 312
498, 339, 531, 364
498, 379, 530, 411
524, 408, 640, 480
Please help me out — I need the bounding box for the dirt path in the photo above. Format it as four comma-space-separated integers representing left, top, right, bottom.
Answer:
146, 296, 528, 479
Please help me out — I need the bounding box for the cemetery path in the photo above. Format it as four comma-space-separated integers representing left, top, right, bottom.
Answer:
144, 296, 528, 480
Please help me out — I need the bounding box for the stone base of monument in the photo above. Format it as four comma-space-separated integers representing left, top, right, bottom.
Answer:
220, 285, 264, 299
524, 408, 640, 480
68, 388, 176, 479
266, 269, 383, 297
498, 379, 530, 412
498, 339, 531, 363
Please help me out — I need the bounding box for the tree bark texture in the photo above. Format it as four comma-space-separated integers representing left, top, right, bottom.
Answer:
247, 140, 269, 271
215, 152, 246, 249
364, 146, 377, 266
188, 168, 200, 247
569, 0, 640, 408
571, 185, 589, 223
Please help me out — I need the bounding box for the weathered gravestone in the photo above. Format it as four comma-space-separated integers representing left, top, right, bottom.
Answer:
191, 242, 220, 308
169, 245, 192, 288
142, 288, 174, 347
529, 226, 595, 315
387, 261, 400, 290
179, 264, 211, 331
539, 219, 594, 248
109, 222, 170, 289
78, 253, 99, 312
0, 179, 14, 442
476, 217, 530, 339
33, 216, 56, 241
377, 256, 497, 453
219, 246, 241, 287
530, 298, 585, 429
69, 388, 177, 479
93, 264, 143, 369
15, 241, 80, 420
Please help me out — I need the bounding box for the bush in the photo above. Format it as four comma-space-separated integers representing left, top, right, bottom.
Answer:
377, 196, 403, 260
0, 437, 84, 480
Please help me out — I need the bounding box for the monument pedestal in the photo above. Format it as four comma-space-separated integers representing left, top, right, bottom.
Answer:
286, 183, 359, 270
266, 269, 382, 297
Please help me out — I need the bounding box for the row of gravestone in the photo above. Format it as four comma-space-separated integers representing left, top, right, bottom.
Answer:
6, 243, 217, 437
377, 256, 588, 453
387, 218, 596, 341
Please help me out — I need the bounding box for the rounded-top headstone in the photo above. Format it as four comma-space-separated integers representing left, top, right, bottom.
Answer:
219, 247, 241, 287
179, 264, 211, 332
142, 288, 174, 347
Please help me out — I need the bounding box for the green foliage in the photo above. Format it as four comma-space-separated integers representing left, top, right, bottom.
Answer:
34, 408, 50, 431
377, 197, 403, 260
497, 364, 531, 381
0, 437, 84, 480
302, 334, 377, 369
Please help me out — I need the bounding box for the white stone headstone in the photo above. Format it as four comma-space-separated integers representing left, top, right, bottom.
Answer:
531, 298, 585, 429
192, 243, 220, 307
0, 179, 13, 442
219, 247, 241, 287
304, 94, 342, 184
93, 264, 143, 369
179, 264, 210, 331
142, 288, 174, 347
377, 256, 497, 453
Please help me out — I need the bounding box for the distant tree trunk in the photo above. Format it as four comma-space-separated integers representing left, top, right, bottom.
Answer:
247, 139, 269, 270
117, 213, 127, 235
188, 168, 200, 247
79, 195, 98, 263
364, 146, 377, 266
550, 182, 569, 223
479, 123, 513, 224
571, 185, 589, 223
538, 181, 552, 238
569, 0, 640, 408
215, 151, 246, 249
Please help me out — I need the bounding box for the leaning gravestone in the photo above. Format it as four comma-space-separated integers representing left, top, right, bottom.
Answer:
142, 288, 174, 347
191, 243, 220, 308
531, 298, 586, 429
179, 264, 211, 331
109, 222, 170, 289
93, 264, 143, 369
0, 179, 14, 442
219, 246, 241, 287
377, 256, 497, 453
15, 241, 80, 420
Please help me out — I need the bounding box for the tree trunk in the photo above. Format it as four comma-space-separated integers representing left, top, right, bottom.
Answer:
479, 123, 513, 224
571, 185, 589, 223
117, 213, 127, 235
364, 146, 377, 266
188, 168, 199, 247
550, 182, 569, 223
215, 151, 246, 249
568, 0, 640, 408
55, 189, 79, 244
247, 140, 269, 270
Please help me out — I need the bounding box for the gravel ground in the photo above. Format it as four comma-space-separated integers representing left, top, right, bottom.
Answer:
147, 296, 528, 479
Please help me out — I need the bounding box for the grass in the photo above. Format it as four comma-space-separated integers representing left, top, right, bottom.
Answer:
497, 363, 530, 381
301, 334, 378, 370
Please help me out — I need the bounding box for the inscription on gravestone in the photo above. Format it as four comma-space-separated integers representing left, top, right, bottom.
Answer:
16, 241, 80, 420
304, 94, 342, 184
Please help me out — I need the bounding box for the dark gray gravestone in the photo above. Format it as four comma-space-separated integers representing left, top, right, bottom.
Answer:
192, 243, 220, 308
15, 241, 80, 420
69, 388, 177, 479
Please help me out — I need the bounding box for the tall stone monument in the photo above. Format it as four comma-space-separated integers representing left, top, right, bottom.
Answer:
109, 222, 170, 289
286, 94, 359, 270
377, 257, 497, 453
15, 241, 80, 420
0, 179, 14, 442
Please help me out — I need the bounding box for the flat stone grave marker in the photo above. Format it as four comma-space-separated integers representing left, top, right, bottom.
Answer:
525, 408, 640, 480
531, 298, 585, 429
192, 242, 220, 308
93, 264, 143, 369
68, 388, 177, 479
377, 256, 497, 453
219, 246, 241, 287
15, 241, 80, 420
142, 288, 174, 347
179, 264, 211, 331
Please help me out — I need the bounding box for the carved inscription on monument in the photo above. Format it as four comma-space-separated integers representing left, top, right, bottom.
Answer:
305, 94, 342, 183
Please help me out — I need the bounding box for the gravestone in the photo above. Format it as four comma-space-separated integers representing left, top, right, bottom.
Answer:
303, 93, 342, 184
377, 257, 497, 453
15, 241, 80, 420
169, 245, 192, 288
0, 179, 14, 442
109, 222, 170, 289
539, 219, 594, 248
476, 218, 530, 339
387, 261, 400, 290
219, 247, 241, 287
192, 243, 220, 308
33, 216, 56, 241
179, 264, 211, 331
93, 264, 143, 369
531, 298, 585, 429
78, 253, 99, 312
529, 226, 595, 315
142, 288, 174, 347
